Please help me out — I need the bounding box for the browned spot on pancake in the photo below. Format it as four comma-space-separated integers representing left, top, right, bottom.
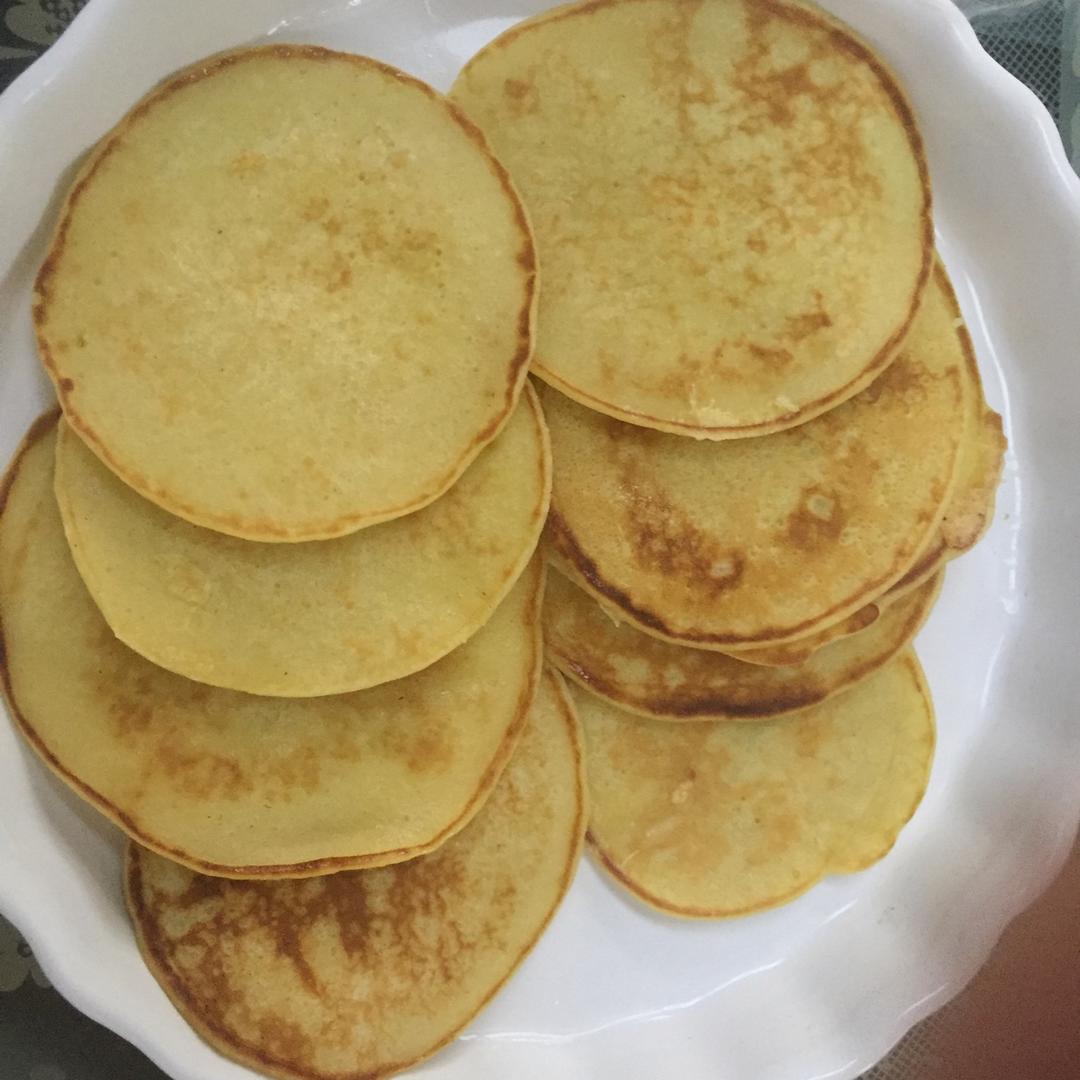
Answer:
647, 172, 703, 209
547, 512, 686, 640
644, 0, 716, 136
405, 727, 454, 775
737, 60, 822, 128
107, 698, 154, 737
155, 741, 252, 801
264, 746, 321, 800
256, 1016, 315, 1063
321, 215, 343, 237
96, 669, 161, 737
786, 486, 845, 550
273, 925, 321, 997
188, 682, 212, 705
158, 389, 184, 425
746, 229, 767, 254
772, 62, 818, 100
729, 37, 882, 208
598, 352, 617, 386
624, 488, 744, 598
176, 871, 223, 910
785, 306, 833, 342
401, 226, 438, 253
59, 377, 74, 393
731, 1, 836, 128
642, 347, 751, 398
301, 194, 330, 221
326, 254, 352, 293
860, 353, 935, 407
228, 151, 266, 176
748, 343, 793, 370
795, 718, 827, 759
503, 77, 539, 115
653, 353, 705, 396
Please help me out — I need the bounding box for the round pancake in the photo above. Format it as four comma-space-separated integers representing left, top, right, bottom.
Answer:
545, 567, 939, 721
451, 0, 931, 438
579, 651, 934, 918
0, 415, 544, 877
544, 264, 968, 651
725, 305, 1005, 667
125, 669, 585, 1080
35, 45, 536, 542
54, 385, 550, 697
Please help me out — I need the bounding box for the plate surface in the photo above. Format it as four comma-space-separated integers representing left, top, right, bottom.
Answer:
2, 2, 1080, 1079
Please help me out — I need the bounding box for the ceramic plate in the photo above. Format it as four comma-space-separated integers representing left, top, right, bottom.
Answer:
2, 2, 1079, 1078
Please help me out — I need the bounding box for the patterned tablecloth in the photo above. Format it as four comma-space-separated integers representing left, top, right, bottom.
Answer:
1, 3, 1077, 1080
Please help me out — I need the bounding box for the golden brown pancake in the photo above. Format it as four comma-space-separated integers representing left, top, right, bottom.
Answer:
0, 415, 544, 877
125, 668, 586, 1080
545, 567, 939, 721
578, 651, 934, 917
544, 263, 968, 651
35, 45, 536, 542
725, 305, 1005, 667
54, 385, 550, 697
451, 0, 931, 438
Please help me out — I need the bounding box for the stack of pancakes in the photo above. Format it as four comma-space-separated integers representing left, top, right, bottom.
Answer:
1, 46, 584, 1080
0, 2, 1005, 1078
453, 0, 1005, 921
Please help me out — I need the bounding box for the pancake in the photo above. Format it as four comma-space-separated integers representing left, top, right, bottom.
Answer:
578, 651, 934, 918
54, 385, 550, 697
0, 415, 544, 877
35, 45, 536, 542
545, 567, 939, 721
544, 263, 968, 651
125, 669, 586, 1080
451, 0, 931, 438
726, 308, 1005, 668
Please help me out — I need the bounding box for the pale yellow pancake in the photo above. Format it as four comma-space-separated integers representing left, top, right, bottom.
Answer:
545, 567, 939, 721
36, 45, 536, 542
125, 669, 586, 1080
54, 386, 550, 697
726, 306, 1004, 668
0, 415, 544, 877
578, 652, 934, 917
452, 0, 931, 438
545, 264, 968, 651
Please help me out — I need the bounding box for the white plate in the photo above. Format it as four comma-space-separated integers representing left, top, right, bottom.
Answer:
2, 2, 1080, 1078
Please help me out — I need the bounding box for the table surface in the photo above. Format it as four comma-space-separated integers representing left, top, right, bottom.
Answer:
1, 3, 1077, 1080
